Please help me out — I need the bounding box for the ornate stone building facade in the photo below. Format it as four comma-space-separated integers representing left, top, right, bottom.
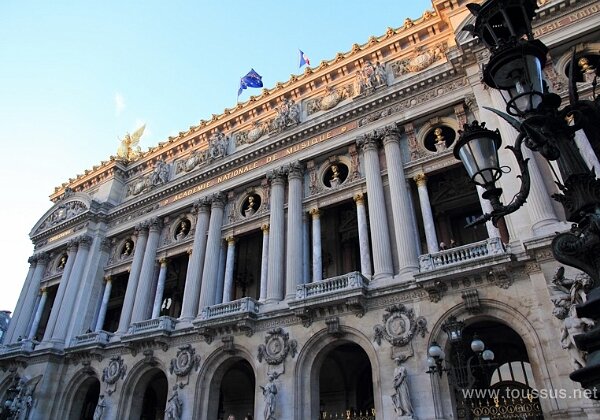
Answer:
1, 1, 600, 419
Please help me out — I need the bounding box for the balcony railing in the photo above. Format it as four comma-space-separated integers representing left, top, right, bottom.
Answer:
200, 297, 259, 321
295, 271, 368, 300
127, 316, 176, 335
71, 331, 112, 347
418, 237, 506, 271
0, 339, 36, 355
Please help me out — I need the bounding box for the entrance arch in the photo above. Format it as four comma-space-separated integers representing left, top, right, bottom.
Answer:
294, 327, 382, 420
68, 376, 100, 420
125, 367, 168, 420
218, 359, 255, 419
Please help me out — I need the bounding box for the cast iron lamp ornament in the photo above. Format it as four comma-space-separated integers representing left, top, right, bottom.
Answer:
456, 0, 600, 394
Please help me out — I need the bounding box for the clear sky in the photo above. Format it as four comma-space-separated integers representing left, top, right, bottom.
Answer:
0, 0, 432, 313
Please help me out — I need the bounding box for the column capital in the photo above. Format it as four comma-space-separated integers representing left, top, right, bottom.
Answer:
104, 275, 112, 283
379, 126, 401, 145
78, 235, 93, 249
261, 223, 270, 233
356, 132, 379, 152
187, 248, 193, 255
194, 196, 212, 213
267, 166, 288, 184
40, 287, 47, 294
414, 173, 427, 187
147, 218, 163, 232
159, 258, 168, 266
226, 236, 236, 245
28, 255, 38, 265
287, 161, 304, 179
35, 252, 50, 264
310, 208, 321, 219
135, 222, 150, 235
100, 238, 112, 252
211, 192, 226, 209
354, 193, 366, 205
67, 238, 79, 252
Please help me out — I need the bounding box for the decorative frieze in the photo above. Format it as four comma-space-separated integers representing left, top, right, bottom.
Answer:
390, 41, 448, 77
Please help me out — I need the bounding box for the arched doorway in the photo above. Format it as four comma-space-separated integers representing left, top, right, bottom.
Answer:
319, 343, 375, 419
68, 376, 100, 420
446, 320, 544, 419
129, 368, 168, 420
217, 359, 255, 420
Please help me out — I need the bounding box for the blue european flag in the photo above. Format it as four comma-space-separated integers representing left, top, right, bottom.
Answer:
238, 69, 264, 97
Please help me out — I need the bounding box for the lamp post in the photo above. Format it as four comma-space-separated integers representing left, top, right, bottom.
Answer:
455, 0, 600, 395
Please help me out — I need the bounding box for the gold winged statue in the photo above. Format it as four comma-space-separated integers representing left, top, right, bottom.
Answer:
117, 124, 146, 162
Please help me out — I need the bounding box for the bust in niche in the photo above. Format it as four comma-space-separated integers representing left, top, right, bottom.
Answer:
57, 255, 67, 270
325, 163, 347, 189
330, 164, 341, 188
244, 195, 259, 217
434, 127, 447, 152
121, 240, 134, 257
175, 219, 190, 240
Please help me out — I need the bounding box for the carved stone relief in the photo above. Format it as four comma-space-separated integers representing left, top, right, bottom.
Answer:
36, 200, 88, 233
391, 42, 448, 78
355, 60, 388, 96
373, 304, 427, 347
127, 159, 171, 197
257, 328, 298, 365
306, 83, 354, 116
102, 355, 127, 395
169, 344, 200, 388
270, 98, 300, 132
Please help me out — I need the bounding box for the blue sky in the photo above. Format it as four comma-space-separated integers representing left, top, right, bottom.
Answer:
0, 0, 432, 313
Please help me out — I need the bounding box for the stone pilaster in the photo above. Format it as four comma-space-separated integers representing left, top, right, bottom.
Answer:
180, 198, 211, 320
414, 173, 439, 253
222, 236, 237, 303
310, 208, 323, 282
354, 193, 373, 277
131, 218, 163, 323
286, 162, 304, 299
302, 213, 310, 284
151, 259, 168, 319
266, 168, 286, 302
381, 126, 419, 276
52, 235, 92, 343
198, 193, 226, 311
117, 223, 149, 333
259, 224, 270, 302
12, 253, 49, 342
27, 288, 48, 340
4, 255, 37, 343
356, 133, 393, 278
215, 239, 226, 304
95, 276, 113, 331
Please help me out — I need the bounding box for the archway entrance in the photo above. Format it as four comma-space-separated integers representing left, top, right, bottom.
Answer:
129, 369, 168, 420
218, 359, 255, 420
69, 377, 100, 420
447, 320, 544, 420
319, 343, 374, 419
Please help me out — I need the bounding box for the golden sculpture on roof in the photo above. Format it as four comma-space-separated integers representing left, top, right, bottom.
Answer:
117, 124, 146, 162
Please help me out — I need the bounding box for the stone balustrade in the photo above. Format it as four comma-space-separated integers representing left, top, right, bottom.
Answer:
295, 271, 368, 300
418, 237, 506, 271
200, 297, 260, 321
127, 316, 176, 335
71, 331, 112, 347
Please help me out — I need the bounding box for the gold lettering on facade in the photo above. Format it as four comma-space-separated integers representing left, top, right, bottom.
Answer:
161, 121, 358, 206
48, 230, 73, 243
534, 4, 599, 37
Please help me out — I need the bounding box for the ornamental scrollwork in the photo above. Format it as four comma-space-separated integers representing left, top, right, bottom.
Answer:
169, 344, 200, 378
102, 355, 127, 395
373, 304, 427, 347
257, 328, 298, 365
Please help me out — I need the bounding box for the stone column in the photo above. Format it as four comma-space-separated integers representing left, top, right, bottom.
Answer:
5, 256, 37, 343
414, 173, 439, 253
151, 259, 168, 319
354, 193, 373, 277
476, 185, 501, 239
198, 193, 226, 311
52, 236, 92, 343
42, 243, 78, 341
382, 126, 419, 275
117, 224, 149, 333
266, 169, 286, 302
574, 129, 600, 174
215, 240, 226, 305
27, 288, 48, 340
180, 198, 211, 320
131, 218, 163, 323
310, 208, 323, 282
302, 213, 310, 284
356, 134, 393, 278
95, 276, 113, 331
11, 253, 49, 342
259, 224, 270, 301
286, 162, 304, 299
222, 236, 237, 303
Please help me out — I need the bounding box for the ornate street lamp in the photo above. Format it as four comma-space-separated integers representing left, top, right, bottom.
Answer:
457, 0, 600, 395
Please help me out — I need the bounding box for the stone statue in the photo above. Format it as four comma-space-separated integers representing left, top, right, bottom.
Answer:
434, 127, 447, 152
373, 61, 387, 87
391, 358, 413, 417
122, 240, 133, 257
117, 124, 145, 162
57, 255, 67, 270
260, 377, 277, 420
93, 394, 106, 420
5, 375, 42, 420
245, 195, 257, 217
176, 220, 190, 239
209, 131, 228, 159
150, 159, 170, 187
330, 165, 341, 188
165, 390, 183, 420
560, 306, 595, 369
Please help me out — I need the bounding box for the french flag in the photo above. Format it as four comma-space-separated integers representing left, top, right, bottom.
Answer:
299, 49, 311, 68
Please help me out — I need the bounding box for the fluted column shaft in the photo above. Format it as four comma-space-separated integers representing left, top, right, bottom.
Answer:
117, 225, 148, 333
198, 195, 226, 310
259, 224, 270, 301
180, 200, 210, 320
302, 214, 310, 284
5, 257, 37, 343
414, 174, 439, 253
574, 129, 600, 174
131, 220, 163, 323
215, 240, 226, 304
267, 173, 286, 302
95, 277, 113, 331
42, 245, 77, 341
382, 128, 419, 275
357, 135, 393, 277
12, 254, 48, 341
27, 288, 48, 340
311, 208, 323, 282
151, 259, 168, 319
286, 163, 304, 299
354, 194, 373, 277
222, 237, 237, 303
476, 185, 501, 239
52, 236, 91, 342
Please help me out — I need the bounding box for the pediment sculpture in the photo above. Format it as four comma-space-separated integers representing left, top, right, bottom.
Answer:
391, 42, 448, 78
36, 200, 88, 232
